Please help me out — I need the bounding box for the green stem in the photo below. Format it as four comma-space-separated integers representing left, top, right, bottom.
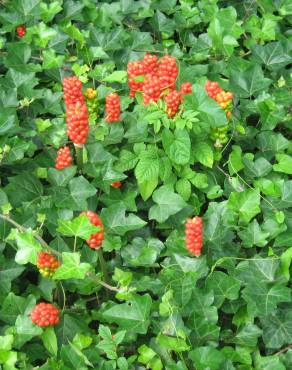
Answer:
97, 248, 109, 284
75, 144, 83, 170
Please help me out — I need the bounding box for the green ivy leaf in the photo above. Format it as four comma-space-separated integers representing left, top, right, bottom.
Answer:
57, 215, 100, 240
149, 185, 187, 223
227, 189, 261, 224
14, 230, 42, 265
102, 294, 152, 334
41, 326, 58, 357
273, 154, 292, 175
53, 252, 91, 280
193, 142, 214, 168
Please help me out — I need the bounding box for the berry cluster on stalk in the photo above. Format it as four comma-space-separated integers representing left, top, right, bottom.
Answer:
205, 80, 233, 146
105, 93, 120, 123
62, 76, 89, 145
37, 252, 60, 278
55, 146, 73, 170
185, 217, 203, 257
30, 303, 60, 327
127, 53, 192, 118
16, 25, 26, 37
85, 88, 98, 121
81, 211, 104, 249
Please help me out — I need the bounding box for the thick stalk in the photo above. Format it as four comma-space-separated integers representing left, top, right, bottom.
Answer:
75, 144, 83, 170
97, 248, 109, 284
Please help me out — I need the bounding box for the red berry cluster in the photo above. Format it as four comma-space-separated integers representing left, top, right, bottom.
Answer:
16, 25, 26, 38
105, 93, 120, 123
111, 181, 121, 188
185, 216, 203, 257
180, 82, 192, 95
127, 54, 193, 118
165, 90, 182, 118
205, 80, 233, 119
81, 211, 104, 249
37, 252, 60, 278
30, 303, 60, 327
55, 146, 73, 170
62, 77, 89, 144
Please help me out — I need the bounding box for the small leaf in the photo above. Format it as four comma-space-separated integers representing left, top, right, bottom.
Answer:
57, 215, 100, 240
193, 142, 214, 168
41, 326, 58, 357
53, 252, 91, 280
14, 230, 42, 265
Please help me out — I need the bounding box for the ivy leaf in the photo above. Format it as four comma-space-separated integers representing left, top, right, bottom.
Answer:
261, 311, 292, 349
14, 230, 42, 265
149, 185, 187, 223
239, 220, 270, 248
251, 42, 291, 70
230, 64, 272, 97
206, 272, 241, 308
193, 142, 214, 168
189, 347, 225, 370
162, 128, 191, 165
102, 71, 127, 83
184, 84, 228, 127
57, 215, 100, 240
101, 203, 146, 235
102, 294, 152, 334
233, 324, 262, 347
273, 154, 292, 175
69, 176, 97, 208
41, 326, 58, 357
242, 283, 290, 316
53, 252, 91, 280
227, 189, 261, 224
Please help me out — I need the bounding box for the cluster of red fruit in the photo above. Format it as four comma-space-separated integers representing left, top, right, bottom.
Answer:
16, 25, 26, 37
185, 216, 203, 257
105, 93, 121, 123
30, 302, 60, 327
205, 80, 233, 120
81, 211, 104, 249
55, 146, 73, 170
127, 54, 192, 117
62, 76, 89, 145
37, 252, 60, 278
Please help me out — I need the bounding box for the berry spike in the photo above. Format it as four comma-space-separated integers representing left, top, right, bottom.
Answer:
185, 216, 203, 257
164, 90, 181, 118
62, 76, 85, 107
180, 82, 192, 96
105, 93, 120, 123
37, 251, 60, 278
55, 146, 73, 170
30, 302, 60, 327
66, 101, 89, 144
81, 211, 104, 249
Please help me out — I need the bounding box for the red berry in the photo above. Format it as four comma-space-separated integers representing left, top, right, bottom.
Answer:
180, 82, 192, 95
185, 216, 203, 257
164, 90, 181, 118
105, 93, 120, 123
55, 146, 73, 170
16, 25, 26, 38
81, 211, 104, 249
111, 181, 122, 188
37, 252, 60, 278
30, 303, 60, 327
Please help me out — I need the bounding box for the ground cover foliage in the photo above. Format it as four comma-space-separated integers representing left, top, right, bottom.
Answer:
0, 0, 292, 369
